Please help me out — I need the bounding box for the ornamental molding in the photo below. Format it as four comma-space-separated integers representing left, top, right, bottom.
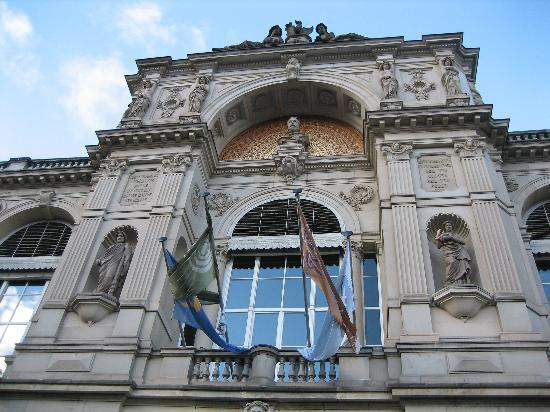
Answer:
339, 185, 375, 210
381, 142, 413, 161
159, 153, 193, 174
243, 401, 274, 412
156, 87, 186, 118
503, 175, 519, 192
99, 159, 128, 176
208, 192, 240, 217
191, 183, 201, 215
229, 233, 343, 251
454, 138, 485, 157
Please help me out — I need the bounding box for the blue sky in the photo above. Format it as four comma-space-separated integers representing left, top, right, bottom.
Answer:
1, 0, 549, 160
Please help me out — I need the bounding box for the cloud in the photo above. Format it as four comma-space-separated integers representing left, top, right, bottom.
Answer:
0, 52, 42, 87
59, 56, 130, 133
188, 24, 207, 52
0, 1, 33, 43
117, 2, 175, 45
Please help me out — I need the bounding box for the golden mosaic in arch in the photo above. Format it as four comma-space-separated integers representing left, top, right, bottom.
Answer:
219, 116, 363, 161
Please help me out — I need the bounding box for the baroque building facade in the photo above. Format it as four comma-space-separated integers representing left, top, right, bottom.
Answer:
1, 23, 550, 411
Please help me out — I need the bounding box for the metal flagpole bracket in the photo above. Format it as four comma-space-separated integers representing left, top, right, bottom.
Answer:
341, 231, 353, 239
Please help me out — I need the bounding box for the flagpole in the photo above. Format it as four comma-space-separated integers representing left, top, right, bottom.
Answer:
159, 236, 187, 347
293, 188, 312, 348
201, 192, 230, 342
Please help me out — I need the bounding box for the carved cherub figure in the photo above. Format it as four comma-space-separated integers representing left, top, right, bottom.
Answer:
315, 23, 335, 42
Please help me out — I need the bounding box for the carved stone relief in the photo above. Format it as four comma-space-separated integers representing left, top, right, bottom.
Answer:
379, 61, 398, 100
38, 190, 55, 206
208, 192, 240, 217
120, 173, 157, 205
99, 159, 128, 176
286, 88, 305, 105
339, 185, 375, 210
318, 89, 336, 106
226, 103, 245, 125
156, 87, 185, 118
119, 78, 158, 128
244, 400, 274, 412
286, 57, 300, 81
191, 183, 201, 215
504, 175, 519, 192
253, 93, 273, 111
454, 139, 485, 157
404, 70, 436, 100
273, 116, 309, 183
160, 153, 193, 174
418, 155, 456, 192
345, 96, 361, 116
440, 56, 463, 96
381, 142, 413, 161
187, 75, 211, 113
285, 20, 313, 44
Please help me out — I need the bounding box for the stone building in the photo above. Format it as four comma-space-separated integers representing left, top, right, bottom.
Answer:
1, 22, 550, 411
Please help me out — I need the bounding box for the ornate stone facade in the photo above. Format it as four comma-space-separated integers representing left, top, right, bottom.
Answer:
1, 26, 549, 412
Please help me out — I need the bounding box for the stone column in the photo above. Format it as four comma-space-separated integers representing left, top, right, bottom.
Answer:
455, 139, 531, 335
348, 240, 365, 347
381, 142, 434, 340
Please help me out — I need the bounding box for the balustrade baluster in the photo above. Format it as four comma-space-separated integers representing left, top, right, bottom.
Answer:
241, 357, 250, 382
192, 356, 202, 381
288, 357, 296, 382
222, 357, 231, 382
202, 357, 211, 382
277, 357, 286, 383
212, 357, 221, 381
318, 360, 327, 382
328, 356, 337, 382
307, 360, 316, 382
298, 358, 306, 382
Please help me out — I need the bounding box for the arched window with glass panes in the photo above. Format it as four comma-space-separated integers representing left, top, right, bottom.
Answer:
221, 198, 382, 349
527, 202, 550, 305
0, 220, 72, 372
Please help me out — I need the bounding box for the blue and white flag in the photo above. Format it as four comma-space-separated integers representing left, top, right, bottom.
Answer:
299, 237, 359, 361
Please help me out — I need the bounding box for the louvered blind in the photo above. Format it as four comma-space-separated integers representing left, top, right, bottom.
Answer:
233, 199, 340, 236
0, 222, 72, 257
527, 203, 550, 240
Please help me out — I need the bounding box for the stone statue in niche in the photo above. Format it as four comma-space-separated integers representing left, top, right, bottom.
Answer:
435, 221, 472, 286
441, 56, 463, 96
315, 23, 335, 42
188, 75, 211, 113
263, 25, 283, 47
286, 57, 300, 81
379, 61, 398, 100
95, 231, 133, 297
285, 20, 313, 44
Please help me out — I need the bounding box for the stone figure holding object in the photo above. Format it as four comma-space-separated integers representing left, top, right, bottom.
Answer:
188, 75, 210, 113
379, 62, 398, 100
263, 25, 283, 47
435, 221, 472, 286
95, 231, 133, 297
441, 57, 463, 96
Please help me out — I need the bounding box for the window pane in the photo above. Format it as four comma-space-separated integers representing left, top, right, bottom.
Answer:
315, 278, 338, 307
225, 312, 248, 347
0, 295, 20, 322
363, 276, 379, 307
0, 324, 27, 356
283, 278, 309, 308
285, 256, 302, 277
323, 255, 340, 277
259, 256, 285, 278
365, 309, 382, 346
226, 279, 252, 309
282, 313, 307, 347
363, 258, 378, 277
251, 313, 278, 346
24, 282, 46, 295
539, 268, 550, 284
4, 282, 26, 295
314, 310, 327, 342
544, 284, 550, 303
255, 279, 283, 308
11, 295, 41, 322
231, 256, 255, 279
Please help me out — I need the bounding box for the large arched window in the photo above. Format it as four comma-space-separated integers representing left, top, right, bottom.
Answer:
0, 220, 72, 373
527, 202, 550, 306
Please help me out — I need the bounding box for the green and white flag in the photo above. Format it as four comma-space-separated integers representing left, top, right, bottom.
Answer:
167, 229, 217, 304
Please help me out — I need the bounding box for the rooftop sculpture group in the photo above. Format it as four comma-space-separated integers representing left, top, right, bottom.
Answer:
214, 21, 368, 52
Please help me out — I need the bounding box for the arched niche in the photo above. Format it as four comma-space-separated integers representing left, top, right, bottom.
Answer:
204, 79, 378, 158
516, 176, 550, 223
84, 225, 139, 299
426, 213, 480, 291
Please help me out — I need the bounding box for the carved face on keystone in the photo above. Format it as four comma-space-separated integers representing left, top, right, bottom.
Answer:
443, 221, 453, 232
287, 116, 300, 133
116, 231, 126, 243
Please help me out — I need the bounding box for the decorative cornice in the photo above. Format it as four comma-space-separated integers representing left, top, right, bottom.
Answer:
502, 129, 550, 163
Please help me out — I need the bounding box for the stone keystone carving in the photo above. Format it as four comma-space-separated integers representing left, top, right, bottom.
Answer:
209, 192, 240, 217
95, 231, 133, 297
156, 87, 185, 118
160, 153, 193, 174
187, 75, 211, 113
404, 70, 436, 100
285, 20, 313, 44
273, 116, 309, 183
454, 138, 485, 157
244, 401, 274, 412
99, 159, 128, 176
340, 185, 375, 210
381, 142, 413, 161
286, 57, 300, 81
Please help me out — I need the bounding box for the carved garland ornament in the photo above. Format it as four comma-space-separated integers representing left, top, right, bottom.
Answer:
339, 185, 375, 210
191, 183, 201, 215
381, 142, 413, 161
99, 159, 128, 176
156, 87, 185, 118
208, 192, 240, 217
404, 70, 436, 100
454, 138, 485, 157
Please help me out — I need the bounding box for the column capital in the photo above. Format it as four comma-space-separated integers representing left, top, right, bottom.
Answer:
99, 158, 128, 177
159, 153, 193, 174
381, 141, 413, 161
454, 138, 485, 158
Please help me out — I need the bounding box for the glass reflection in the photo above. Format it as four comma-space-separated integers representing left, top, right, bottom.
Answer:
255, 279, 283, 308
251, 313, 278, 346
282, 313, 306, 347
226, 279, 252, 309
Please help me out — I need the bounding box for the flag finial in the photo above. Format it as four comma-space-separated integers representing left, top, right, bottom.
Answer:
341, 231, 353, 238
